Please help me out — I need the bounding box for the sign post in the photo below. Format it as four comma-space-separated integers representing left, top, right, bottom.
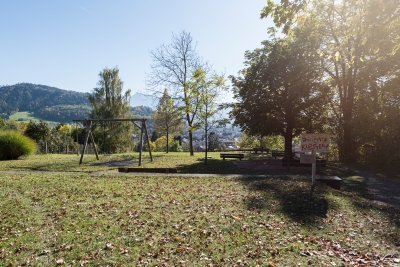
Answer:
300, 133, 330, 197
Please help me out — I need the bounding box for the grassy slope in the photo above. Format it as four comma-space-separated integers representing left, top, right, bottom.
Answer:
9, 111, 60, 125
0, 153, 399, 266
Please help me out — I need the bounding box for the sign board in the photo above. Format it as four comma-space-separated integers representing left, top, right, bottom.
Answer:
300, 154, 315, 164
300, 133, 330, 152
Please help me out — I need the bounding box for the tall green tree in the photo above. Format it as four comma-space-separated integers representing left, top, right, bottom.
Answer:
87, 67, 132, 153
146, 31, 206, 156
24, 120, 62, 154
262, 0, 400, 162
230, 36, 330, 160
25, 120, 51, 148
152, 89, 184, 153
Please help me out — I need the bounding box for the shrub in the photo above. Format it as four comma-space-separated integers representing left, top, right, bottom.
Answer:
0, 131, 37, 160
170, 141, 182, 152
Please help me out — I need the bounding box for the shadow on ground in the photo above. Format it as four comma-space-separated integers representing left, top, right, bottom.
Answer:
236, 175, 330, 224
92, 160, 137, 167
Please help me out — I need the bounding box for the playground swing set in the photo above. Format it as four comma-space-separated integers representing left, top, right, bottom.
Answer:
72, 118, 153, 166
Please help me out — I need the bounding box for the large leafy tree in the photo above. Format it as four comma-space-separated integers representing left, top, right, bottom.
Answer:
24, 120, 51, 145
262, 0, 400, 163
261, 0, 305, 33
230, 36, 329, 160
152, 89, 183, 153
87, 67, 132, 153
24, 120, 61, 154
146, 31, 206, 156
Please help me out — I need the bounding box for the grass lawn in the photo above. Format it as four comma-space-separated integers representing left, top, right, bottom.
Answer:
8, 111, 60, 126
0, 153, 399, 266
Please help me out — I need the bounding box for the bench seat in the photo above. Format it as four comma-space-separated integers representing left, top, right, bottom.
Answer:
271, 151, 285, 159
220, 153, 244, 160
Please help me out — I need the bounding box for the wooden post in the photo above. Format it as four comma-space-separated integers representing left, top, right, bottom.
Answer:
76, 123, 79, 156
73, 118, 153, 165
142, 119, 153, 162
88, 127, 99, 160
79, 120, 91, 164
139, 122, 144, 166
310, 149, 317, 197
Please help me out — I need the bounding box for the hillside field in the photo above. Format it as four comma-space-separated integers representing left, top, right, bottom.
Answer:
8, 111, 61, 126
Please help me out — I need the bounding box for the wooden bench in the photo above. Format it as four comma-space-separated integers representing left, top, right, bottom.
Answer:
271, 151, 285, 159
252, 147, 270, 154
220, 153, 244, 160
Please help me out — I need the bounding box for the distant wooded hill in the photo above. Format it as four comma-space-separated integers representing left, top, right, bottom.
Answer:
0, 83, 154, 123
130, 106, 153, 118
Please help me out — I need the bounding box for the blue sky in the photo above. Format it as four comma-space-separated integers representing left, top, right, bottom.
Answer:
0, 1, 274, 97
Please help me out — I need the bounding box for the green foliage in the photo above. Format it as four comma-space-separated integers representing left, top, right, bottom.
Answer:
261, 0, 400, 164
71, 125, 87, 145
260, 0, 305, 33
88, 67, 133, 153
153, 89, 184, 152
260, 135, 284, 150
24, 120, 65, 154
36, 104, 91, 122
239, 133, 284, 150
153, 136, 169, 152
0, 119, 25, 132
0, 118, 5, 129
208, 132, 219, 151
151, 136, 182, 152
169, 140, 182, 152
130, 106, 154, 117
25, 120, 51, 143
190, 68, 229, 131
0, 83, 90, 122
151, 130, 160, 142
238, 132, 260, 149
138, 140, 156, 152
231, 36, 329, 158
0, 131, 37, 160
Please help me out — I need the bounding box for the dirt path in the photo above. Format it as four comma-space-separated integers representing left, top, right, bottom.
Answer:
344, 165, 400, 211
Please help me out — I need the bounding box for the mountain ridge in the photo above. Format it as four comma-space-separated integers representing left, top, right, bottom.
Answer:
0, 83, 153, 123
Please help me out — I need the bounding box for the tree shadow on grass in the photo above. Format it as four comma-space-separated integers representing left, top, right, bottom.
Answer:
342, 174, 400, 229
175, 158, 268, 175
237, 175, 331, 225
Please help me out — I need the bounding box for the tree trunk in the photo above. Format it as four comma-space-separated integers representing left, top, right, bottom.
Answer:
205, 129, 208, 165
189, 131, 194, 156
283, 132, 293, 161
341, 98, 356, 163
166, 130, 169, 153
342, 117, 356, 163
